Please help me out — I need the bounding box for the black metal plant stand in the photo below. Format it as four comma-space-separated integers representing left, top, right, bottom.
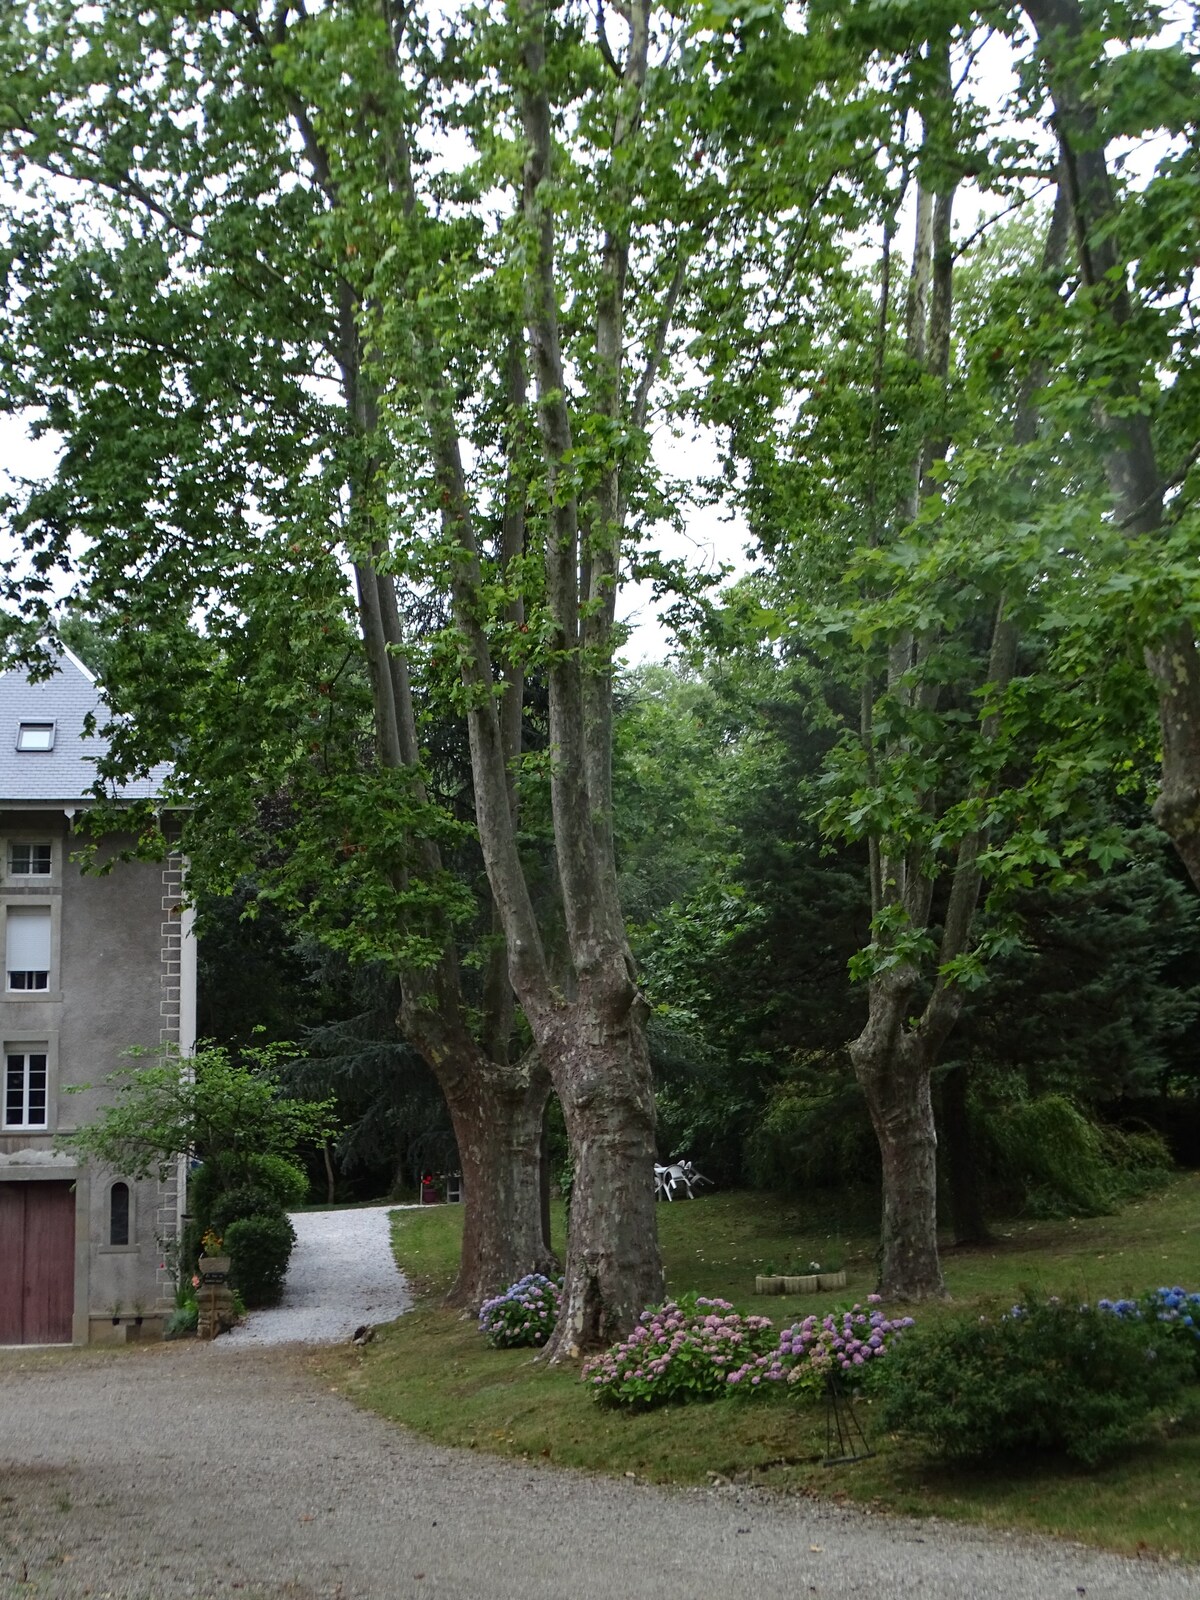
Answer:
822, 1371, 875, 1466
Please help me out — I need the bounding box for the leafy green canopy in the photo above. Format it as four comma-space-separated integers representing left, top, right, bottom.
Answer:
683, 0, 1200, 1001
62, 1040, 339, 1183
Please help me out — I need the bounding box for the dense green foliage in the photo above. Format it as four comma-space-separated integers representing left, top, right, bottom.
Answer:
878, 1296, 1195, 1467
617, 659, 1197, 1220
62, 1043, 336, 1185
208, 1185, 288, 1237
3, 0, 1199, 1301
191, 1151, 311, 1219
223, 1213, 298, 1308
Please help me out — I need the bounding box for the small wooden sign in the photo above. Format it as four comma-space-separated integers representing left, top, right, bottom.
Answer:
199, 1254, 231, 1286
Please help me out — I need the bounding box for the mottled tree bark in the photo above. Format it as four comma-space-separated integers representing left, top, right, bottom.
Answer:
434, 1050, 555, 1308
538, 977, 662, 1355
1147, 636, 1200, 890
850, 984, 945, 1298
339, 296, 551, 1312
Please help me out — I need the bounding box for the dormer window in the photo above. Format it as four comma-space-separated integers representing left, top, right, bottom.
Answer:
16, 721, 55, 752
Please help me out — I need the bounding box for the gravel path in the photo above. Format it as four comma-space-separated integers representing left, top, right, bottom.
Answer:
2, 1207, 1197, 1598
217, 1206, 414, 1349
1, 1344, 1198, 1600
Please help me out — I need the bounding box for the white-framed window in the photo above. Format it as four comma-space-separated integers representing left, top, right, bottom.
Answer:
7, 842, 52, 878
5, 905, 51, 991
3, 1044, 49, 1129
15, 721, 55, 752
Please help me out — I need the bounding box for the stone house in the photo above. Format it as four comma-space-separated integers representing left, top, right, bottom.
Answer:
0, 648, 196, 1344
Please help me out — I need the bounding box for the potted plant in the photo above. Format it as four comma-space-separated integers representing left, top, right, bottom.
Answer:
813, 1248, 846, 1290
198, 1227, 231, 1278
754, 1262, 787, 1295
756, 1253, 847, 1297
782, 1262, 821, 1294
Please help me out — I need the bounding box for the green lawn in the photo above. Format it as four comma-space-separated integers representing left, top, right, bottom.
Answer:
312, 1175, 1200, 1561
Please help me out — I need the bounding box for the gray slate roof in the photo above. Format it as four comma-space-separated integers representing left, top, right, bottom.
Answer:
0, 647, 169, 805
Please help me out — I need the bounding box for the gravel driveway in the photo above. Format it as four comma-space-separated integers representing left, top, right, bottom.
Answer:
217, 1206, 414, 1348
2, 1206, 1198, 1599
2, 1343, 1198, 1600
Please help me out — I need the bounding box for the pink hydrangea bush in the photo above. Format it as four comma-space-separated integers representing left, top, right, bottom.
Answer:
726, 1301, 915, 1395
583, 1295, 776, 1407
583, 1292, 914, 1409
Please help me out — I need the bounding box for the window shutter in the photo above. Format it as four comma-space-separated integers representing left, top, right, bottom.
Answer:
6, 907, 51, 970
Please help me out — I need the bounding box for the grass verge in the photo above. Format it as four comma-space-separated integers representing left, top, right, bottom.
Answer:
311, 1174, 1200, 1561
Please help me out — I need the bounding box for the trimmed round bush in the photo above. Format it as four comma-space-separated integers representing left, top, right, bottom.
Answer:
209, 1185, 285, 1236
187, 1152, 308, 1281
224, 1212, 296, 1307
190, 1152, 308, 1232
877, 1293, 1193, 1468
241, 1153, 309, 1210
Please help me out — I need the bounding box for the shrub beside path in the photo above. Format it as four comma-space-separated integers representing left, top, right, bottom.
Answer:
217, 1204, 415, 1348
2, 1204, 1198, 1598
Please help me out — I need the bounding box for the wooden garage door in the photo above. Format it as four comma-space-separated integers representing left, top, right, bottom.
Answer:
0, 1182, 75, 1344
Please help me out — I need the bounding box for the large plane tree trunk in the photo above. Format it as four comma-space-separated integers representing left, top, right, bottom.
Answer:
369, 0, 673, 1356
536, 976, 662, 1357
437, 1051, 555, 1309
850, 977, 946, 1299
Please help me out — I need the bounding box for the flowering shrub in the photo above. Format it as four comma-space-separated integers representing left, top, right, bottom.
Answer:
726, 1299, 915, 1395
584, 1296, 776, 1407
1099, 1285, 1200, 1374
478, 1274, 561, 1348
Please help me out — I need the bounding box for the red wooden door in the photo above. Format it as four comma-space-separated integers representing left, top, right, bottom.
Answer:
0, 1182, 75, 1344
0, 1183, 25, 1343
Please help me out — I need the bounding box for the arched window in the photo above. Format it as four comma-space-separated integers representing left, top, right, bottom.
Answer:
109, 1182, 130, 1247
